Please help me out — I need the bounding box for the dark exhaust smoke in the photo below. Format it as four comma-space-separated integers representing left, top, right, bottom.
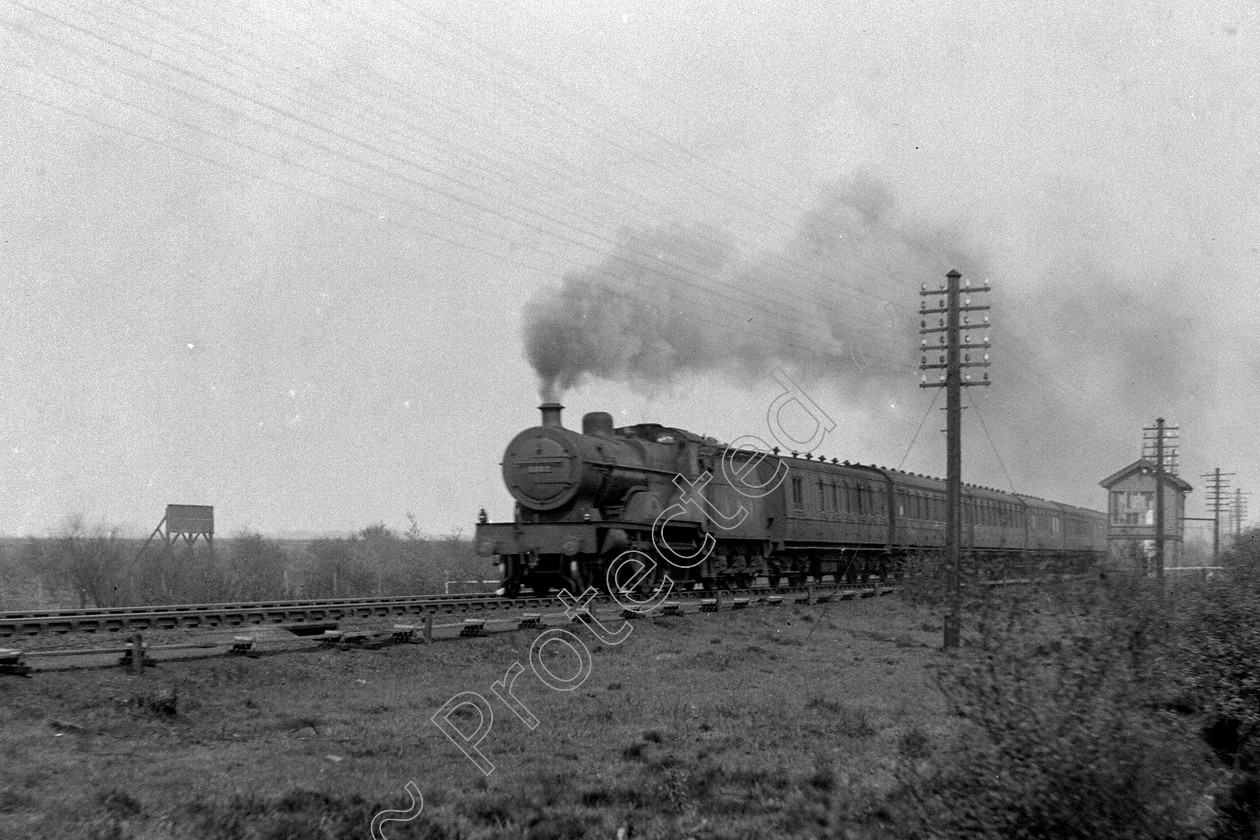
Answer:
522, 175, 985, 402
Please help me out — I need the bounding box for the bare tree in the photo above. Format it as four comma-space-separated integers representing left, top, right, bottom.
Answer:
29, 514, 126, 608
223, 532, 290, 601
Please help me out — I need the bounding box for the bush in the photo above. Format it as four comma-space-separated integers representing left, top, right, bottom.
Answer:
1176, 531, 1260, 839
293, 520, 471, 598
896, 578, 1216, 840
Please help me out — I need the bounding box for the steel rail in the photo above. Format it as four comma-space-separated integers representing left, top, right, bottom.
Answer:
14, 581, 903, 672
0, 579, 885, 638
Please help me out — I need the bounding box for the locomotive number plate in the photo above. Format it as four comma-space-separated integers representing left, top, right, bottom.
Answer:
526, 465, 553, 474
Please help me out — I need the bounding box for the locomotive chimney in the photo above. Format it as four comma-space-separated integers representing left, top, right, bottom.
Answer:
582, 411, 614, 437
539, 402, 564, 428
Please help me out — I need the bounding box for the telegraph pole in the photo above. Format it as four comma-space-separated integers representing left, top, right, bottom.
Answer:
920, 270, 991, 649
1156, 420, 1165, 580
1201, 468, 1235, 563
1235, 489, 1250, 539
1142, 420, 1179, 578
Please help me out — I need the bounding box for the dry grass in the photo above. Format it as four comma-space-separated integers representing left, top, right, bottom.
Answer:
0, 596, 947, 839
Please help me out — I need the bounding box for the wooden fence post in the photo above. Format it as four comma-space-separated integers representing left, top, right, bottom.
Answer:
131, 632, 144, 675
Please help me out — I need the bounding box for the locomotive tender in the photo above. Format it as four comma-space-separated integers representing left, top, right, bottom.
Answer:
475, 404, 1107, 597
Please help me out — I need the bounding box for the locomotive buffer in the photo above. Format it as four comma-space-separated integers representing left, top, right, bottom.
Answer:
920, 270, 991, 649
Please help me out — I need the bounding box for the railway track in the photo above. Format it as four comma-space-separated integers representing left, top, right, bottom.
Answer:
0, 579, 890, 639
0, 580, 898, 674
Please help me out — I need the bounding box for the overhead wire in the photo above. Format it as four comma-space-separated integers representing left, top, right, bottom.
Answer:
344, 0, 922, 317
114, 0, 912, 349
6, 2, 893, 355
8, 0, 923, 368
966, 389, 1018, 494
2, 0, 1158, 461
897, 385, 940, 471
0, 67, 883, 367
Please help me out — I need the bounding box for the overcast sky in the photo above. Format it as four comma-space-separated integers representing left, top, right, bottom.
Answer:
1, 0, 1256, 539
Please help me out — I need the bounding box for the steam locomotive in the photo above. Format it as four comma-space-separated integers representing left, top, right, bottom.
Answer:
474, 403, 1107, 597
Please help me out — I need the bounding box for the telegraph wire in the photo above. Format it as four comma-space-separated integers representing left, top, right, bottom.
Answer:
967, 390, 1018, 495
396, 2, 810, 219
7, 3, 895, 352
324, 0, 916, 315
898, 385, 940, 471
4, 1, 1171, 460
0, 64, 891, 365
9, 0, 919, 356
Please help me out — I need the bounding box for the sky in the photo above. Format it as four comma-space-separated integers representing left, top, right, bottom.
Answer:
0, 0, 1257, 540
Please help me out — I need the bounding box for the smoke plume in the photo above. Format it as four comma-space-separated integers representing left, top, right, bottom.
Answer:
519, 173, 1246, 511
523, 175, 985, 402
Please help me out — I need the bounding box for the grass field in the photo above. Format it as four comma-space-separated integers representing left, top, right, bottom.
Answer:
0, 595, 951, 839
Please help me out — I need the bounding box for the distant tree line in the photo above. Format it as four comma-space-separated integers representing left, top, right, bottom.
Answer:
13, 513, 488, 608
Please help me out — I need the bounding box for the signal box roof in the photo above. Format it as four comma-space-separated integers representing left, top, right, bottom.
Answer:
1099, 459, 1193, 492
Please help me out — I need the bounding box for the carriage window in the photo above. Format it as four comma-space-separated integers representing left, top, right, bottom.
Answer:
791, 476, 803, 510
